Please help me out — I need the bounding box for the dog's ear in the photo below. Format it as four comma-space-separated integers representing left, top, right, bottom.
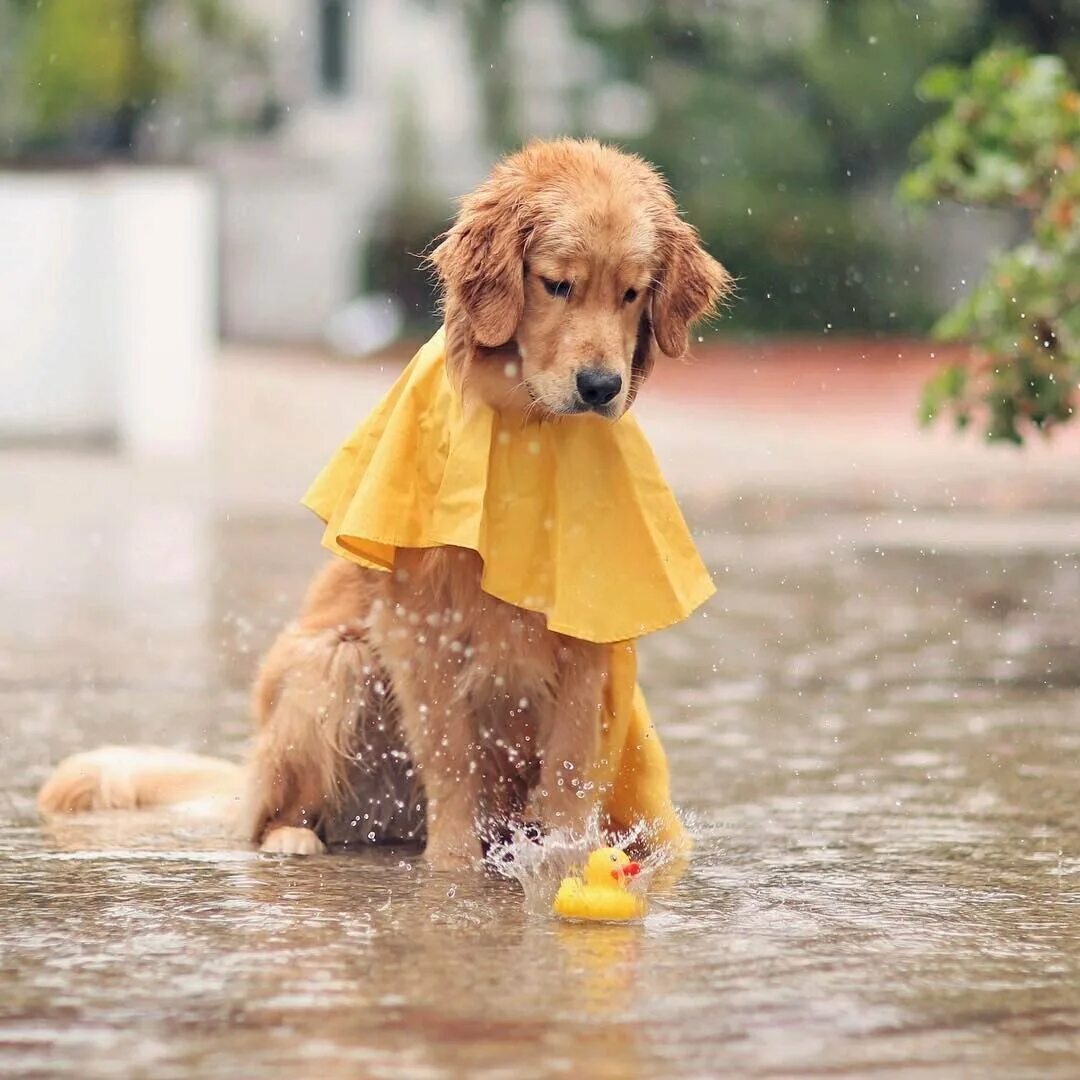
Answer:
627, 311, 655, 407
651, 220, 732, 359
430, 171, 526, 348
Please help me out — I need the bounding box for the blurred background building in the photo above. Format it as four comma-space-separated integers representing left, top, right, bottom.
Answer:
1, 0, 1078, 448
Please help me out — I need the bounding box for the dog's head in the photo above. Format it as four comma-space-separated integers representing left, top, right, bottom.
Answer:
430, 139, 732, 420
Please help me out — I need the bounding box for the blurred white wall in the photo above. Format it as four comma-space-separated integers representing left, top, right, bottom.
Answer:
215, 152, 349, 344
0, 175, 115, 437
0, 169, 214, 454
108, 172, 215, 456
213, 0, 578, 344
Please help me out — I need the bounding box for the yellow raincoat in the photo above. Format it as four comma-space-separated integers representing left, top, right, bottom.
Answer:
303, 329, 713, 851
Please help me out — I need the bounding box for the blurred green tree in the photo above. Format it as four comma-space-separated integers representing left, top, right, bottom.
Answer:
454, 0, 1080, 335
566, 0, 984, 333
463, 0, 521, 154
361, 88, 447, 334
901, 48, 1080, 443
1, 0, 272, 161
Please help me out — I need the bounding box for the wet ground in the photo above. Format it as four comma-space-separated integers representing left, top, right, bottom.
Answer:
3, 353, 1080, 1078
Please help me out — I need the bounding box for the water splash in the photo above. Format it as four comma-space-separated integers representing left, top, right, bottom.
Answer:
485, 811, 683, 918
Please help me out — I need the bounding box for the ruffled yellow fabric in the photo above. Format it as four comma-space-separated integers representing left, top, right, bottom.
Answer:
303, 328, 711, 850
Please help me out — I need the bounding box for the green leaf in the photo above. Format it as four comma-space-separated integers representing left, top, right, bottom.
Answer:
917, 64, 963, 102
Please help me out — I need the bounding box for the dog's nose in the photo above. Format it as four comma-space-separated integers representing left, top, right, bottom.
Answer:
576, 368, 623, 408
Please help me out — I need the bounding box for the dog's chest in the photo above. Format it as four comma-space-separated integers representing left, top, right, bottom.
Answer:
375, 547, 564, 705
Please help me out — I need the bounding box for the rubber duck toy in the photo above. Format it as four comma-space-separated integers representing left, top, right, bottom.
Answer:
552, 847, 646, 922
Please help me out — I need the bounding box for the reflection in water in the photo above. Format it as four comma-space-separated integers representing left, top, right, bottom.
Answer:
555, 923, 643, 1018
548, 924, 646, 1079
3, 505, 1080, 1077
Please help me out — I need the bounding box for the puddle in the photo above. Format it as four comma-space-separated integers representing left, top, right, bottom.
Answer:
3, 500, 1080, 1078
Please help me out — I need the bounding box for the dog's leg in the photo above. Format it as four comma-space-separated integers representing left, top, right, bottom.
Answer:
367, 552, 486, 871
244, 624, 382, 855
386, 667, 484, 871
529, 641, 606, 835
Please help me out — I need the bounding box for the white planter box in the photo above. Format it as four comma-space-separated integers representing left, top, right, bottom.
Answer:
0, 168, 214, 456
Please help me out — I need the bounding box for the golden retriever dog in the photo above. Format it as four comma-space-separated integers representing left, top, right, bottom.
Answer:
38, 139, 731, 870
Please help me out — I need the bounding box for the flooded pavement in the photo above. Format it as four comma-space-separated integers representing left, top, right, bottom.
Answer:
4, 488, 1080, 1079
3, 366, 1080, 1079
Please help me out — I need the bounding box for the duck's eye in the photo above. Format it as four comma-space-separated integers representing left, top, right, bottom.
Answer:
623, 287, 638, 304
542, 277, 573, 299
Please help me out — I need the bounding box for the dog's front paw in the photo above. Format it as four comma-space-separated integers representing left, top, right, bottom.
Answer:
260, 826, 327, 856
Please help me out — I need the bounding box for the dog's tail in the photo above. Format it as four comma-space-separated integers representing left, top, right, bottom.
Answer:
37, 746, 243, 815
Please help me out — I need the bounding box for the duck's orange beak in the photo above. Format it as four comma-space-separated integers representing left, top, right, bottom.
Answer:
623, 861, 641, 878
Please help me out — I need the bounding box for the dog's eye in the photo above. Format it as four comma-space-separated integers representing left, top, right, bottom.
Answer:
623, 287, 638, 304
542, 277, 573, 299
